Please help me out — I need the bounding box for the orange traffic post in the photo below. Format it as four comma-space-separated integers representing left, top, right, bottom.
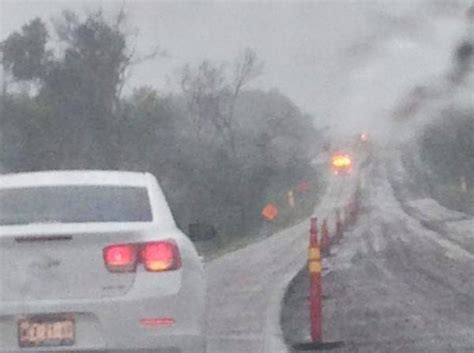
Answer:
308, 217, 322, 343
320, 219, 330, 257
294, 217, 344, 351
309, 216, 318, 246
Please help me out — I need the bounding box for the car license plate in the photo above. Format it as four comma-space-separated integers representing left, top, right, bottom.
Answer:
18, 316, 75, 348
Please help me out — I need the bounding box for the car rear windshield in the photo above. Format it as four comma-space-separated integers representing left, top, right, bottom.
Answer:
0, 185, 153, 225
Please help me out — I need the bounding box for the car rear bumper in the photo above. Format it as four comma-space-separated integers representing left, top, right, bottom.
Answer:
0, 336, 204, 353
0, 269, 206, 352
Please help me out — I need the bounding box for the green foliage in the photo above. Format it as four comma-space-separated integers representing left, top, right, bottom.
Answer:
42, 11, 128, 114
1, 11, 132, 168
1, 18, 49, 81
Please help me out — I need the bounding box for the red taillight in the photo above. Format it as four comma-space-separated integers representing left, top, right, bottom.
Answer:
141, 241, 181, 272
103, 244, 137, 272
103, 240, 181, 273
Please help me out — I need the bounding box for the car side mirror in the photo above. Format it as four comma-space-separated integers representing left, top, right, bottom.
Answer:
188, 223, 217, 242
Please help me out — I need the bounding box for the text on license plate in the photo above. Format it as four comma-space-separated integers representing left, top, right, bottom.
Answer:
18, 318, 74, 347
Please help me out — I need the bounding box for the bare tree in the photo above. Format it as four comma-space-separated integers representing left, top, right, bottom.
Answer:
225, 48, 264, 154
180, 48, 263, 155
180, 60, 227, 142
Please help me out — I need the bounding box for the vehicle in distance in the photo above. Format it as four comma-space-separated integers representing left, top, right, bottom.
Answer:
0, 170, 207, 353
330, 153, 353, 175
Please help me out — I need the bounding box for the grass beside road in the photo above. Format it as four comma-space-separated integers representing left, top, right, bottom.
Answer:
199, 172, 328, 261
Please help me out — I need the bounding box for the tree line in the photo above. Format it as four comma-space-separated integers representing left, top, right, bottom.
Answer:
0, 11, 323, 242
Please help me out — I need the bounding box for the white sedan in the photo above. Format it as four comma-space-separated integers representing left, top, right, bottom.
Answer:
0, 171, 207, 353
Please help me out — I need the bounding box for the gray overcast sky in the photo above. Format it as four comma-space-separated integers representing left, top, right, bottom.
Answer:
0, 0, 470, 136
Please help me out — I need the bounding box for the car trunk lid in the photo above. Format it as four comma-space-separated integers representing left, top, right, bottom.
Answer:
0, 223, 156, 301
